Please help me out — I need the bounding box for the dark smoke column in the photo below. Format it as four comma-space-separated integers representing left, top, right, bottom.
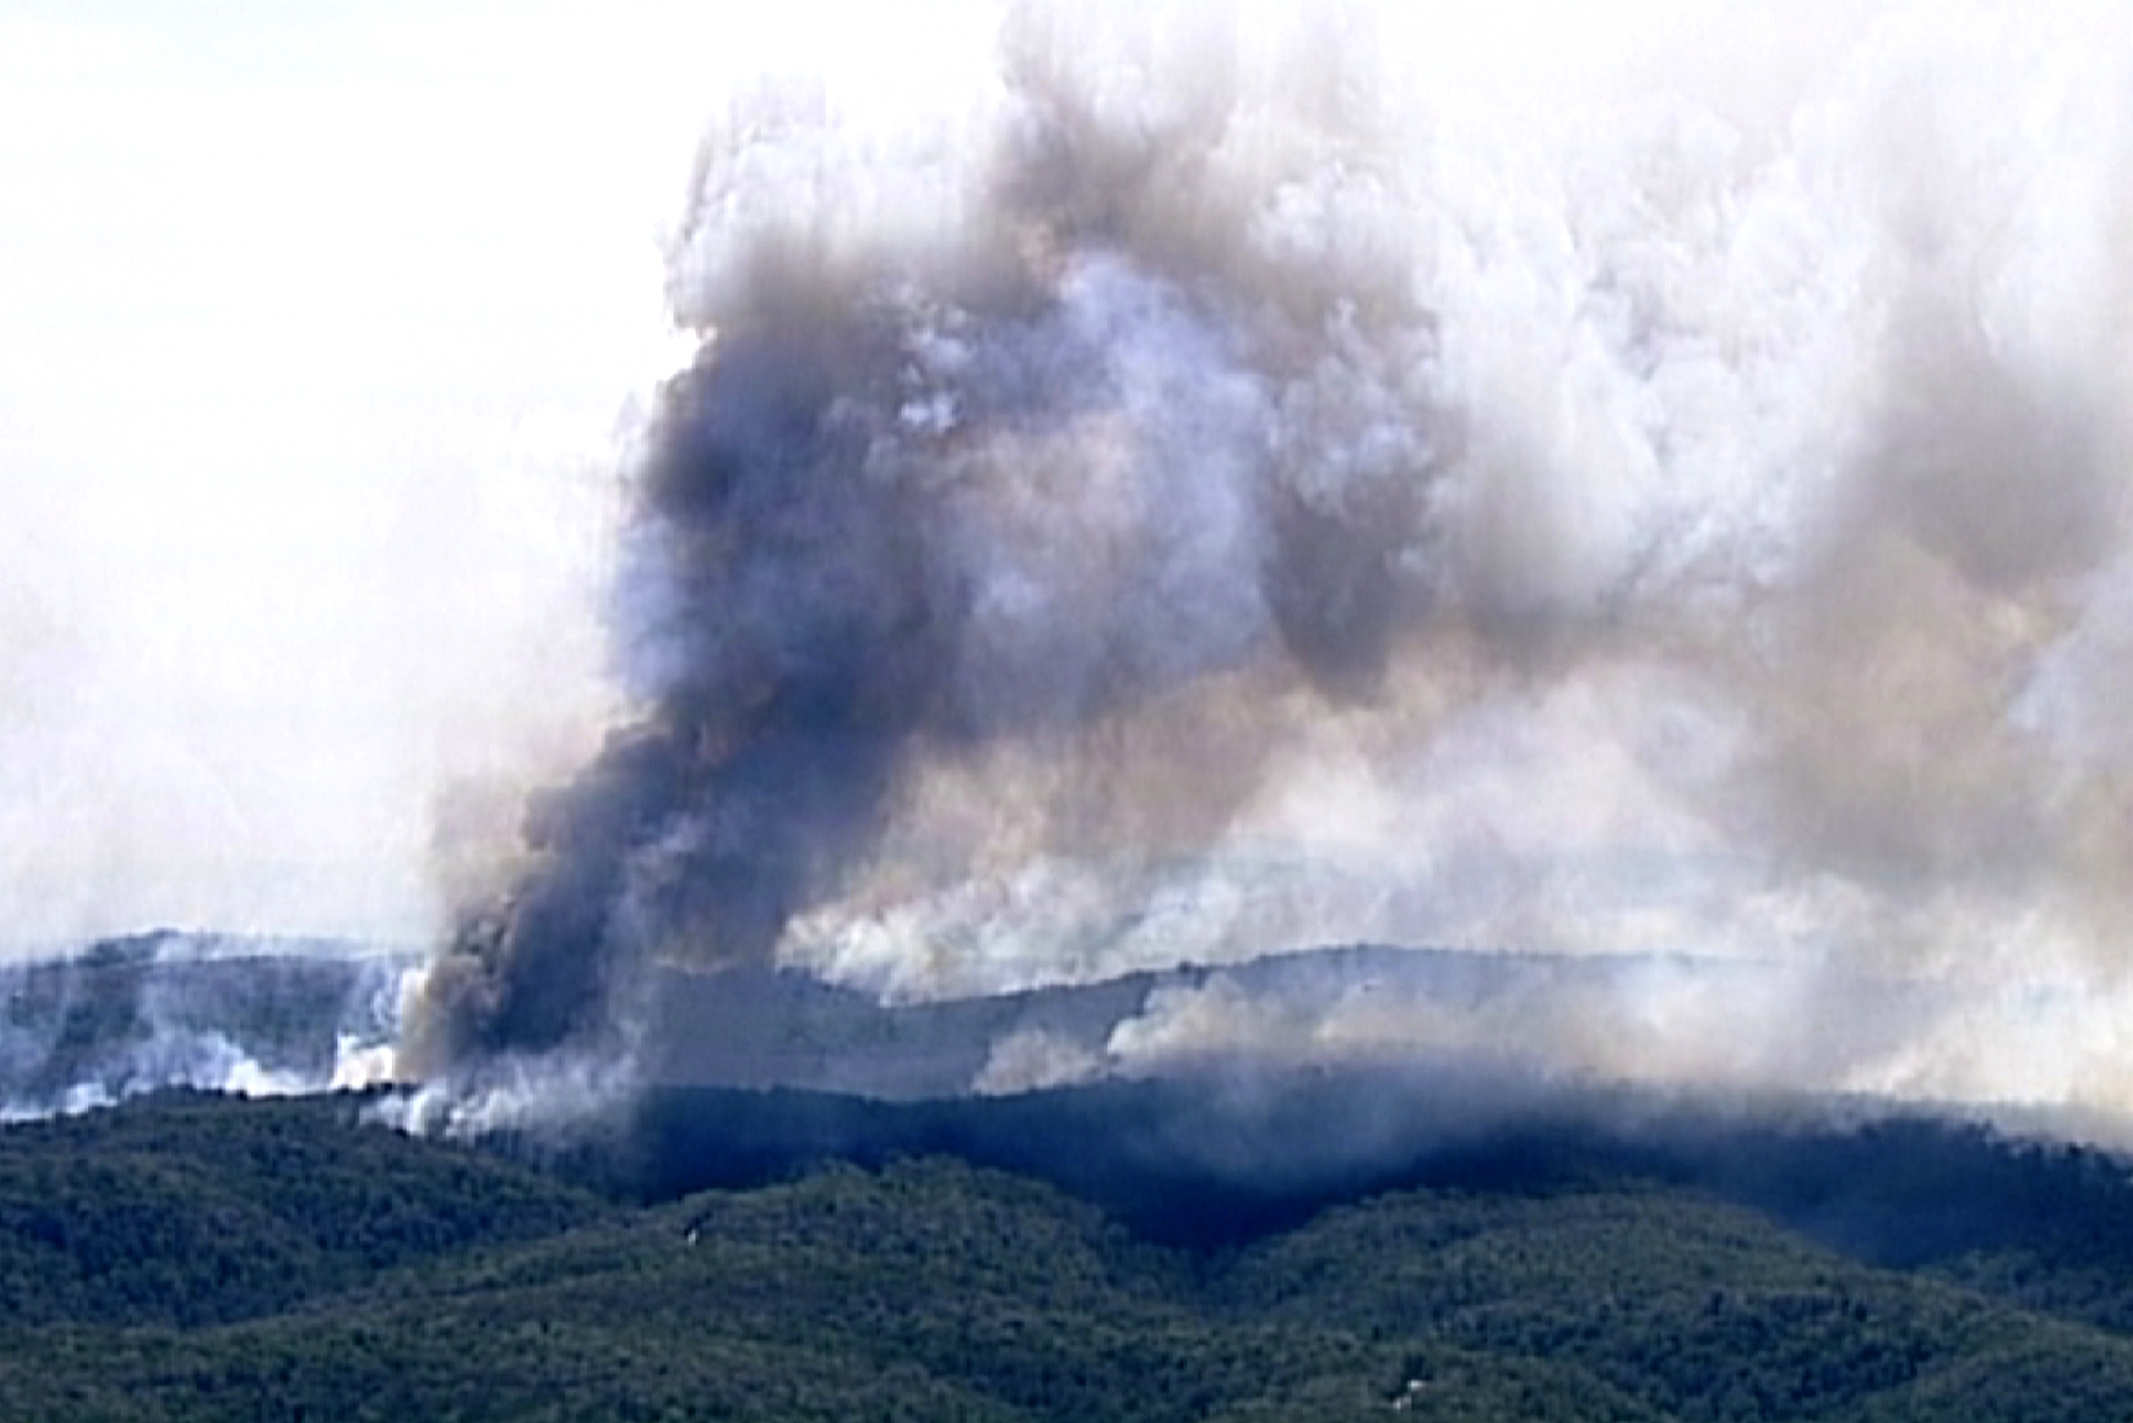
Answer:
399, 312, 972, 1075
395, 11, 1457, 1085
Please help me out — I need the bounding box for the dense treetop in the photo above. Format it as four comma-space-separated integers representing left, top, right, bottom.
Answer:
6, 1086, 2133, 1421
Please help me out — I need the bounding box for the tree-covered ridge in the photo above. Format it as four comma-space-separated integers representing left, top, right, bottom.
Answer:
6, 1089, 2133, 1420
0, 1089, 610, 1326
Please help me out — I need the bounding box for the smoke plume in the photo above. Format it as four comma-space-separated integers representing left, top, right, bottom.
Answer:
405, 0, 2133, 1117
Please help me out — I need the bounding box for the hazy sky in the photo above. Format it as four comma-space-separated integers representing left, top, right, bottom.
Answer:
0, 1, 1025, 953
0, 2, 767, 949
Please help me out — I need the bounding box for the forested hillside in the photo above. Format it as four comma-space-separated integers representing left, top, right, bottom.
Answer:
6, 1088, 2133, 1421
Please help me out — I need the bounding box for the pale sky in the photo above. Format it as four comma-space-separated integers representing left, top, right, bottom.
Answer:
0, 1, 945, 951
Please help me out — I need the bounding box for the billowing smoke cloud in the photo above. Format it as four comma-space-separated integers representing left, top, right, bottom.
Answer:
405, 0, 2133, 1117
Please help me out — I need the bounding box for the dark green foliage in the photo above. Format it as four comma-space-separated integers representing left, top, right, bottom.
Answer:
0, 1089, 609, 1326
10, 1089, 2133, 1421
593, 1077, 2133, 1269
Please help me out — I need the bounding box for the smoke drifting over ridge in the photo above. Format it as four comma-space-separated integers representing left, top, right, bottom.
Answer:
406, 1, 2133, 1115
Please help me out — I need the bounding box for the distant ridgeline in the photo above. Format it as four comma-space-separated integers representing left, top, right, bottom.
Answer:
4, 936, 1780, 1112
0, 930, 409, 1116
642, 942, 1827, 1098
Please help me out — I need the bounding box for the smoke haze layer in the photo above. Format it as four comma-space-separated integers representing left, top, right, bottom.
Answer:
1, 932, 409, 1121
406, 0, 2133, 1116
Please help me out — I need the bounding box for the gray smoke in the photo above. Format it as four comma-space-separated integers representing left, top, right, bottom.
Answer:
404, 0, 2133, 1118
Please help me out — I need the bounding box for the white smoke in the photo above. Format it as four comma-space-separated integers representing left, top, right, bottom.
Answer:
1089, 955, 2133, 1116
378, 1049, 639, 1140
407, 0, 2133, 1125
0, 936, 416, 1121
735, 0, 2133, 1110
